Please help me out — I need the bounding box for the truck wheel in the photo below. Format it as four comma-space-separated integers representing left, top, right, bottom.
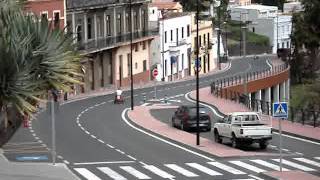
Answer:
259, 141, 268, 149
231, 134, 239, 148
214, 130, 222, 143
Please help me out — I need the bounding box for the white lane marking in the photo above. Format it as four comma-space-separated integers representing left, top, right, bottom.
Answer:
108, 100, 113, 102
248, 174, 265, 180
122, 108, 215, 162
85, 131, 90, 135
250, 159, 290, 171
294, 158, 320, 168
141, 103, 150, 106
186, 163, 222, 176
229, 161, 266, 173
272, 132, 320, 146
127, 155, 137, 161
272, 159, 316, 171
107, 144, 115, 148
63, 160, 70, 164
207, 162, 246, 175
185, 93, 224, 118
98, 139, 105, 144
315, 157, 320, 160
91, 135, 97, 139
143, 165, 175, 179
74, 168, 102, 180
266, 59, 273, 70
282, 148, 289, 152
98, 167, 127, 180
165, 164, 198, 177
74, 161, 135, 165
120, 166, 151, 179
32, 133, 37, 137
295, 152, 304, 155
116, 149, 125, 154
139, 161, 148, 166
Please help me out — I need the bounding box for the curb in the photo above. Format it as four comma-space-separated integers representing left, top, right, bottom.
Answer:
258, 172, 279, 180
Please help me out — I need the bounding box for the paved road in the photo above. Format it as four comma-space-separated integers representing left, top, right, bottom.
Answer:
5, 56, 320, 180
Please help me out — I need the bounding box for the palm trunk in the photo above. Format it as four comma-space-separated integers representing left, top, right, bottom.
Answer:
3, 105, 8, 132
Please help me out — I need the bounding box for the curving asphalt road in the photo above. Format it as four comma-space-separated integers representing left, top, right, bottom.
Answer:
27, 56, 320, 180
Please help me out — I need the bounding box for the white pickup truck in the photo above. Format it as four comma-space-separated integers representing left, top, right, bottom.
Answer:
213, 112, 272, 149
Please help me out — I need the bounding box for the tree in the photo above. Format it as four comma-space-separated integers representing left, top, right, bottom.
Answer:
290, 0, 320, 84
0, 0, 83, 130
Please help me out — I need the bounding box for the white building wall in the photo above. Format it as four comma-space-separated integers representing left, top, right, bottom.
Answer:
230, 5, 278, 22
272, 15, 292, 53
158, 14, 192, 81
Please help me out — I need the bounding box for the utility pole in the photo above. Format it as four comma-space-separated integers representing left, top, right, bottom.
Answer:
50, 90, 56, 165
161, 12, 165, 81
239, 13, 242, 56
130, 0, 134, 110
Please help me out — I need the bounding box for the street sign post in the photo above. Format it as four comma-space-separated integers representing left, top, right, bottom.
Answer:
152, 68, 158, 99
273, 102, 288, 172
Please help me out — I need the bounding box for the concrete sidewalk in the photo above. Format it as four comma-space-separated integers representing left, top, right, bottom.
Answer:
189, 87, 320, 142
0, 150, 78, 180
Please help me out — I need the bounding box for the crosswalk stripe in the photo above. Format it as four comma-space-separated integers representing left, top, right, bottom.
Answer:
143, 165, 175, 179
272, 159, 316, 171
120, 166, 151, 179
315, 157, 320, 160
98, 167, 127, 180
294, 158, 320, 168
229, 161, 266, 173
250, 160, 290, 171
164, 164, 198, 177
186, 163, 222, 176
74, 168, 102, 180
207, 162, 246, 175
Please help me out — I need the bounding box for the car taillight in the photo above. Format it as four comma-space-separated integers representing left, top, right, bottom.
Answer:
240, 129, 243, 134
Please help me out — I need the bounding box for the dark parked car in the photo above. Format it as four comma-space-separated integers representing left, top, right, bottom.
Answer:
171, 105, 211, 132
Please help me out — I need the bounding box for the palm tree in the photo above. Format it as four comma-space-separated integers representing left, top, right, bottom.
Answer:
0, 0, 83, 131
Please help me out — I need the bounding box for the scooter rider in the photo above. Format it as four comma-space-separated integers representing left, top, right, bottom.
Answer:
114, 87, 124, 104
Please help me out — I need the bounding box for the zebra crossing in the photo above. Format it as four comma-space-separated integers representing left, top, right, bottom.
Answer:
73, 157, 320, 180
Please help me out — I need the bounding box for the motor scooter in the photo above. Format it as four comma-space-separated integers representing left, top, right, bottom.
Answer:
114, 90, 124, 104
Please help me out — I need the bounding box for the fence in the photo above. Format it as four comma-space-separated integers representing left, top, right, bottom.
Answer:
210, 63, 320, 127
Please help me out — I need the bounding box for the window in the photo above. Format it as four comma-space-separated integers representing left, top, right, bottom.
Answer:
76, 25, 82, 42
135, 62, 138, 69
170, 30, 173, 41
117, 13, 122, 34
252, 27, 255, 32
143, 60, 147, 71
181, 53, 184, 69
100, 56, 104, 87
164, 31, 167, 43
135, 43, 139, 52
142, 10, 146, 30
127, 53, 131, 76
133, 11, 138, 30
89, 61, 94, 90
187, 25, 190, 37
106, 15, 111, 36
194, 37, 197, 48
181, 27, 184, 38
126, 12, 130, 32
142, 41, 146, 50
287, 41, 289, 48
41, 11, 48, 20
207, 33, 210, 44
176, 28, 179, 43
282, 42, 285, 48
152, 9, 155, 14
199, 35, 201, 47
204, 34, 206, 45
97, 16, 103, 37
87, 17, 92, 39
53, 11, 60, 28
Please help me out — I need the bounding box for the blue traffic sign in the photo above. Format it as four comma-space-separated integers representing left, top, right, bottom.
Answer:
273, 102, 288, 119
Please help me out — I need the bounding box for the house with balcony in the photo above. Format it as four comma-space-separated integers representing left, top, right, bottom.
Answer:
66, 0, 158, 93
149, 2, 191, 81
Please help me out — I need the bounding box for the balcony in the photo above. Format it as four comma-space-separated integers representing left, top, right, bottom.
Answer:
77, 28, 159, 54
169, 39, 187, 53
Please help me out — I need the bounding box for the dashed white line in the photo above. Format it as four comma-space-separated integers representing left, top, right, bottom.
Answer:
127, 155, 137, 161
63, 160, 70, 164
116, 149, 125, 154
107, 144, 114, 148
98, 139, 105, 144
91, 135, 97, 139
84, 131, 90, 135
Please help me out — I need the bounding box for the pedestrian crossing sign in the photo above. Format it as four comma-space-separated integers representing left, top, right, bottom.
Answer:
273, 102, 288, 119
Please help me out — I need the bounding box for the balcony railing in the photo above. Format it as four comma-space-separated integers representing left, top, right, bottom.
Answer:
77, 28, 159, 54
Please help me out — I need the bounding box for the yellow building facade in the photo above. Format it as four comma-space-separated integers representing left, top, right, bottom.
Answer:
190, 13, 216, 76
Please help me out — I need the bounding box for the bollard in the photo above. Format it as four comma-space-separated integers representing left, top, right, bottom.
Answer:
143, 95, 146, 103
164, 95, 168, 104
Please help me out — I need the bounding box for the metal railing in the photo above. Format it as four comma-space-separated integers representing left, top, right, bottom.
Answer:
77, 28, 159, 53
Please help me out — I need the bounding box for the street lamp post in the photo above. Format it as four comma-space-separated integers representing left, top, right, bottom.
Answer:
223, 21, 228, 59
130, 0, 134, 110
196, 0, 200, 146
217, 5, 221, 70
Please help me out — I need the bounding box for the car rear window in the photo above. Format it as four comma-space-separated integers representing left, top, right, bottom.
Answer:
189, 107, 207, 114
